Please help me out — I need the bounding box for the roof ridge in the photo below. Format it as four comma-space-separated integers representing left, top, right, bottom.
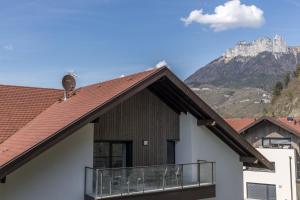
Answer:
78, 67, 163, 90
0, 68, 164, 92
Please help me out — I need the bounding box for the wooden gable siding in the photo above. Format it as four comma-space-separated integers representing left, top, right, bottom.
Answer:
94, 88, 179, 166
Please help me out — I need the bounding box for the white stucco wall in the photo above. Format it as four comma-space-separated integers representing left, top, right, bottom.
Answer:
243, 148, 297, 200
176, 113, 244, 200
0, 123, 94, 200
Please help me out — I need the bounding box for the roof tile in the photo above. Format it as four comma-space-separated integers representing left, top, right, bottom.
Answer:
0, 85, 63, 144
225, 118, 255, 132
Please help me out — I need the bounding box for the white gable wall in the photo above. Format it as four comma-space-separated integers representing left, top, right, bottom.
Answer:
176, 113, 244, 200
243, 148, 297, 200
1, 123, 94, 200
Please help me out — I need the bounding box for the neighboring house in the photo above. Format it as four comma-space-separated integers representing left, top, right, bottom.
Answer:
227, 117, 300, 200
0, 67, 272, 200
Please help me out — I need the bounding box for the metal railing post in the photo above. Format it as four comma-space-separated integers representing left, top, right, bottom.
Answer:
95, 169, 99, 198
176, 166, 179, 187
100, 171, 103, 197
109, 179, 112, 195
181, 164, 184, 189
84, 168, 87, 196
163, 167, 167, 190
127, 180, 130, 194
211, 162, 214, 184
142, 168, 145, 193
198, 162, 201, 187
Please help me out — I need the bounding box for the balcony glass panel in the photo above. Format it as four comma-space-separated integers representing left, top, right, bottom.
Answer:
85, 162, 215, 199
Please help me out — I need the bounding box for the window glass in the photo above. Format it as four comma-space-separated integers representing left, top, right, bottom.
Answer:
94, 142, 131, 168
94, 142, 110, 168
262, 139, 270, 146
97, 142, 110, 157
167, 141, 175, 164
262, 138, 291, 149
247, 183, 276, 200
268, 185, 277, 200
270, 138, 290, 145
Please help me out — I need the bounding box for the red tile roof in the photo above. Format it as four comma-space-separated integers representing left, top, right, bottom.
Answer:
0, 68, 160, 167
0, 85, 63, 144
277, 117, 300, 137
225, 118, 255, 132
226, 117, 300, 137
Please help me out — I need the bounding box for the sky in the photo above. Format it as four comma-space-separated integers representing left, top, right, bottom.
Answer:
0, 0, 299, 88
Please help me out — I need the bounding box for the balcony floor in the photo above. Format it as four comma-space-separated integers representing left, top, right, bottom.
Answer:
85, 184, 216, 200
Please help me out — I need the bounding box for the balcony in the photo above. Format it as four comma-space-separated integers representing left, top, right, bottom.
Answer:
85, 162, 216, 200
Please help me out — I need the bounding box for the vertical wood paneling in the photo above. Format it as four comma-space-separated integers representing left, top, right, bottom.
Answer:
94, 88, 179, 166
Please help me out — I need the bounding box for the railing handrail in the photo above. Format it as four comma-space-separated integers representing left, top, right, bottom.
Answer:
87, 161, 216, 171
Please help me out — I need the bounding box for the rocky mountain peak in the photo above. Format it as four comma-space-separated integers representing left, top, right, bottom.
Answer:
185, 35, 300, 118
223, 35, 300, 60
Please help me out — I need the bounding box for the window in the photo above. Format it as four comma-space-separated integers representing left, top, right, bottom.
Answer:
167, 141, 175, 164
262, 137, 291, 149
94, 141, 132, 168
247, 183, 276, 200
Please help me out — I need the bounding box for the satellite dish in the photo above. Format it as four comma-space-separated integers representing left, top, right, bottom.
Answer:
62, 74, 76, 100
62, 74, 76, 92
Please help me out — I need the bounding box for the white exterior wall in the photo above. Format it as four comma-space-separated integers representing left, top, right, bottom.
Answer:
243, 148, 297, 200
176, 113, 244, 200
0, 123, 94, 200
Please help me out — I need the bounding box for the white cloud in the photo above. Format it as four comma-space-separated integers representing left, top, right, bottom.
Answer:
181, 0, 265, 32
3, 44, 14, 51
155, 60, 168, 68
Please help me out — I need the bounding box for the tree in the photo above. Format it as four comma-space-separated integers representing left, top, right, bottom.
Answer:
293, 64, 300, 78
273, 81, 283, 96
283, 72, 290, 87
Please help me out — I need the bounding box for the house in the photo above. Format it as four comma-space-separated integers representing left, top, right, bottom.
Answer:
227, 116, 300, 200
0, 67, 272, 200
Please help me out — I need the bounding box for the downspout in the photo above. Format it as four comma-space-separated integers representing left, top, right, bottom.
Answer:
290, 156, 294, 200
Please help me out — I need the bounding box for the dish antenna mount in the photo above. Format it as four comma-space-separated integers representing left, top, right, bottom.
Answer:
62, 73, 76, 100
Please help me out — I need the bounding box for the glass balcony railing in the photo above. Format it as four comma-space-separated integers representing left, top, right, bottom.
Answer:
85, 162, 216, 199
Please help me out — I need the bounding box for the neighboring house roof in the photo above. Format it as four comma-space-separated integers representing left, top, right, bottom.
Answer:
226, 116, 300, 137
277, 117, 300, 137
225, 118, 255, 132
0, 85, 63, 144
0, 67, 273, 178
